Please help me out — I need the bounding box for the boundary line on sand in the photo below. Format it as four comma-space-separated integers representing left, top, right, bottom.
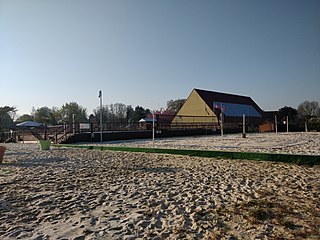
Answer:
52, 144, 320, 166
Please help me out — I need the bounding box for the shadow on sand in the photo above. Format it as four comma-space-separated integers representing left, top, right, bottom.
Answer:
1, 157, 69, 168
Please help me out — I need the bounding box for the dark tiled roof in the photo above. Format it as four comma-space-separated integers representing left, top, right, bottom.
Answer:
194, 88, 264, 114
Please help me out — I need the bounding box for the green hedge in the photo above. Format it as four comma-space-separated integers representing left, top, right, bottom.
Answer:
53, 144, 320, 166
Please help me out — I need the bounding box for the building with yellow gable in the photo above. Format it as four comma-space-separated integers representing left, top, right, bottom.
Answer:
172, 88, 271, 130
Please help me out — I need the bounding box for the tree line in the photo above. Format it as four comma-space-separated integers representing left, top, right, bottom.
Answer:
1, 99, 319, 131
277, 101, 320, 122
0, 98, 186, 130
15, 103, 152, 125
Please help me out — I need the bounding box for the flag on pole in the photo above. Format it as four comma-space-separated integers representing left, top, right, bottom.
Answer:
98, 90, 102, 98
214, 102, 227, 111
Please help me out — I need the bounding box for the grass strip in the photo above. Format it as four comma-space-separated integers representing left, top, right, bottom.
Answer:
52, 144, 320, 165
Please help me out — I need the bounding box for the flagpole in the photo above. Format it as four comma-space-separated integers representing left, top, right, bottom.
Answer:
99, 90, 103, 142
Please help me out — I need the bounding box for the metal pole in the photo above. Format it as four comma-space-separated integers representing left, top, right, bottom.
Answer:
99, 90, 103, 142
152, 111, 155, 146
44, 124, 48, 140
242, 114, 246, 138
72, 114, 75, 135
220, 112, 223, 138
286, 116, 289, 133
220, 103, 224, 138
305, 119, 308, 132
275, 115, 278, 134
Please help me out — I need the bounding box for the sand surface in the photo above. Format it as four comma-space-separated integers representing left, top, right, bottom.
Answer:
96, 132, 320, 155
0, 132, 319, 239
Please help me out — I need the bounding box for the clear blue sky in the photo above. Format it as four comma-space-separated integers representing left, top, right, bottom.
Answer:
1, 0, 319, 117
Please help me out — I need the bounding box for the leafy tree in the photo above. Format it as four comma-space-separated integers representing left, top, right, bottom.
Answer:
32, 106, 56, 124
0, 106, 16, 115
166, 99, 186, 114
16, 114, 34, 123
277, 106, 298, 122
126, 105, 134, 124
57, 102, 88, 124
133, 106, 151, 122
0, 106, 17, 129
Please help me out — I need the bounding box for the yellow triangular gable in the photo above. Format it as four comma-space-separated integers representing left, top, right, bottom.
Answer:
172, 89, 218, 124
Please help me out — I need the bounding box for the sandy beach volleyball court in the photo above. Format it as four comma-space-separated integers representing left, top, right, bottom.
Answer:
96, 132, 320, 155
0, 132, 319, 239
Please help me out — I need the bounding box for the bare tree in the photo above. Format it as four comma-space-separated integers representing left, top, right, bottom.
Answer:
297, 101, 320, 131
166, 99, 186, 114
297, 101, 320, 118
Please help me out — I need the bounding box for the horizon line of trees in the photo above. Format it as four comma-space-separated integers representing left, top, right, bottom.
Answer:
15, 103, 152, 125
0, 98, 187, 129
277, 101, 320, 122
1, 99, 320, 131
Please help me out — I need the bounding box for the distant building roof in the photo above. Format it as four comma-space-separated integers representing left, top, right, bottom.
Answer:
16, 121, 44, 128
139, 118, 157, 123
194, 88, 263, 111
194, 88, 264, 118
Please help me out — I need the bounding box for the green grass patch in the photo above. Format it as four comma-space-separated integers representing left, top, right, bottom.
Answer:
52, 144, 320, 165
